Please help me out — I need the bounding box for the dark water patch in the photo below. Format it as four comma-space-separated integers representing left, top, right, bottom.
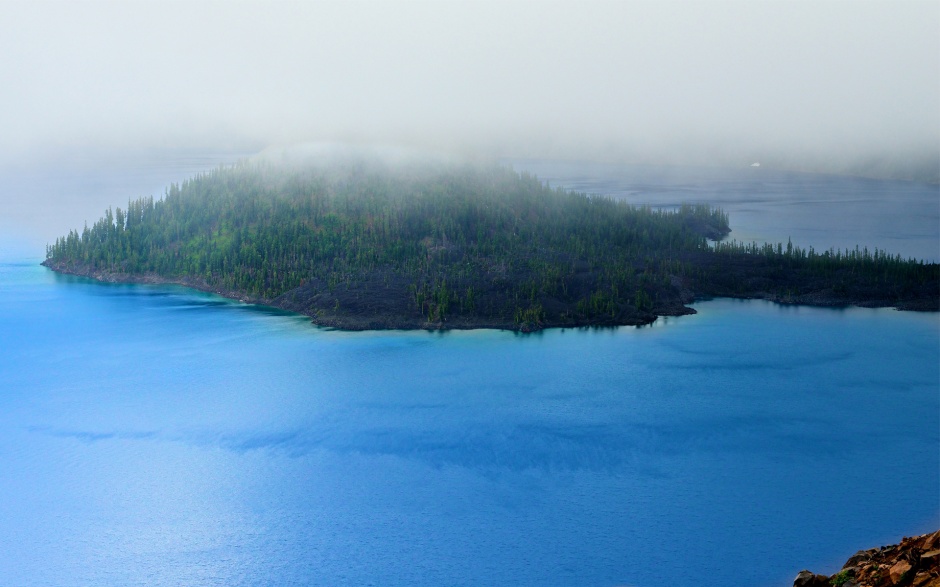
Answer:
652, 350, 855, 371
29, 426, 160, 444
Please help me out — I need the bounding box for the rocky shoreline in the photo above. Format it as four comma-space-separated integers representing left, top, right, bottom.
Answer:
41, 260, 688, 331
795, 531, 940, 587
42, 259, 936, 332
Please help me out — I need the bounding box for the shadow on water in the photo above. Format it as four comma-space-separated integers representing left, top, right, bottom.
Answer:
48, 269, 309, 320
28, 425, 160, 443
0, 261, 39, 268
26, 407, 878, 477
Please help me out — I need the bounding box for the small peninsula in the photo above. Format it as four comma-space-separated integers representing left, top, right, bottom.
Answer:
43, 157, 940, 331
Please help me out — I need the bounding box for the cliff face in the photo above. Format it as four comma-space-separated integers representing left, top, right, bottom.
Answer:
795, 531, 940, 587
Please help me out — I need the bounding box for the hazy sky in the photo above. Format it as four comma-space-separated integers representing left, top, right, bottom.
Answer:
0, 0, 937, 168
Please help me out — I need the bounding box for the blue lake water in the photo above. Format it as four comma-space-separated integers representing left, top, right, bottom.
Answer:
511, 160, 940, 262
0, 159, 938, 586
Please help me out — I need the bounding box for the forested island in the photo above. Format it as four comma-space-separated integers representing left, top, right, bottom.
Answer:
43, 157, 939, 331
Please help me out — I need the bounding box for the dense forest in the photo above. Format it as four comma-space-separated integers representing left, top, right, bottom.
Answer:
43, 158, 939, 330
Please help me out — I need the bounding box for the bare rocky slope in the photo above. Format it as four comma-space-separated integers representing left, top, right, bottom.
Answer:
794, 531, 940, 587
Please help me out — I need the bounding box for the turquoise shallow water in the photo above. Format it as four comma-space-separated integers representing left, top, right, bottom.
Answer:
0, 258, 937, 587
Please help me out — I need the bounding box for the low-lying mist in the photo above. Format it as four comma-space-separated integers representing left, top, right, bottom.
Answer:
0, 1, 935, 182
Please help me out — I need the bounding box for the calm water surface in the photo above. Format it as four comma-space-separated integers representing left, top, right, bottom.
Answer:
0, 260, 937, 587
0, 159, 938, 586
511, 160, 940, 262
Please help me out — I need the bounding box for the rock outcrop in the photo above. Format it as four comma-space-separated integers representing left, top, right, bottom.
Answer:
794, 530, 940, 587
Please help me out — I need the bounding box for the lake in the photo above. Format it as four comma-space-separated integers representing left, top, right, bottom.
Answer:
511, 160, 940, 262
0, 158, 937, 586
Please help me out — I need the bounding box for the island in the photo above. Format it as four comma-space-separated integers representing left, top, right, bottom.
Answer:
43, 157, 940, 331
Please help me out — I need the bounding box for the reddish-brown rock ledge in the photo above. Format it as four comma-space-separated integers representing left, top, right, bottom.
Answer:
794, 530, 940, 587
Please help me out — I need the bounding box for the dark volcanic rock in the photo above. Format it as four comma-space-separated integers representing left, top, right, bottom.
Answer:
794, 570, 831, 586
41, 256, 938, 332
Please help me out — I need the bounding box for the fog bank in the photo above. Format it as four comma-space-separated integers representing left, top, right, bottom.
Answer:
0, 1, 936, 180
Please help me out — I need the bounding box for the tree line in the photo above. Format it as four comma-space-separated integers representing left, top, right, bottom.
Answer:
45, 159, 938, 329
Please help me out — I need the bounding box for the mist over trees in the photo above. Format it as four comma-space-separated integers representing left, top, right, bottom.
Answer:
45, 159, 938, 330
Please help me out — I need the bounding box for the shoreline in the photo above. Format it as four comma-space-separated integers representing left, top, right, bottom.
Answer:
794, 530, 940, 587
40, 260, 670, 332
40, 261, 937, 333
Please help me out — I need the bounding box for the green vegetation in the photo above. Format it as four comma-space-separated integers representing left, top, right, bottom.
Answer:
829, 569, 852, 586
43, 158, 939, 330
